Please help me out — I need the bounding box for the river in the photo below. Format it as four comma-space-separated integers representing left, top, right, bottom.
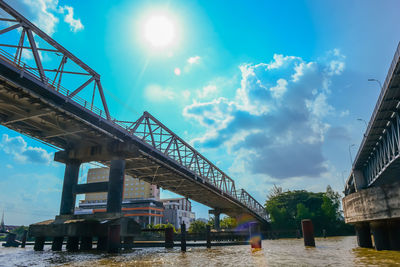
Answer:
1, 236, 400, 266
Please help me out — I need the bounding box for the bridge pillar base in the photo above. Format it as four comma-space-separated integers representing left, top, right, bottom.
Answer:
355, 222, 372, 248
107, 159, 125, 213
51, 236, 64, 251
388, 220, 400, 250
59, 160, 81, 215
80, 236, 92, 251
209, 209, 221, 230
371, 221, 390, 251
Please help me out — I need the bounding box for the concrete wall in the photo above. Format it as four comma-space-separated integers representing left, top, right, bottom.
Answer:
343, 181, 400, 224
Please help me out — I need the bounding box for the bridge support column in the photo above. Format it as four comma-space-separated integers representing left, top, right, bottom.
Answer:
59, 160, 81, 215
371, 221, 390, 251
106, 159, 125, 213
209, 209, 221, 230
355, 222, 372, 248
388, 220, 400, 250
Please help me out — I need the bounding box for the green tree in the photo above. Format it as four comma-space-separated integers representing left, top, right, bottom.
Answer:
265, 186, 354, 236
220, 217, 237, 229
188, 220, 207, 233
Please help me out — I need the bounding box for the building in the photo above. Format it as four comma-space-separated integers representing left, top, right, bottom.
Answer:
77, 168, 162, 227
77, 199, 164, 227
161, 198, 195, 229
83, 167, 160, 202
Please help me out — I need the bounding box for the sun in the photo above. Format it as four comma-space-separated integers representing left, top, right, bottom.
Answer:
143, 15, 175, 48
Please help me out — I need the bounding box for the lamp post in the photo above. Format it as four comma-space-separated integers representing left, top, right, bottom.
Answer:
368, 78, 383, 90
357, 118, 368, 137
349, 144, 356, 167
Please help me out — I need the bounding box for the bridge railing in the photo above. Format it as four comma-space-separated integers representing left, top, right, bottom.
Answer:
352, 43, 400, 169
0, 1, 268, 221
124, 112, 268, 220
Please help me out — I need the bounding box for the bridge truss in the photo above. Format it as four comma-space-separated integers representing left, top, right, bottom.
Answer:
0, 1, 267, 221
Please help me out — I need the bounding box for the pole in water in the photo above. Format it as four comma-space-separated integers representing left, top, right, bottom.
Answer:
206, 225, 211, 248
181, 222, 186, 252
165, 227, 174, 248
250, 222, 262, 250
21, 230, 27, 248
301, 219, 315, 247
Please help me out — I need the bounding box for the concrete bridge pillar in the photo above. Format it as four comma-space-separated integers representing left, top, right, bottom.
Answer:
355, 222, 372, 248
371, 221, 390, 251
214, 211, 220, 231
59, 160, 81, 215
106, 159, 125, 213
388, 220, 400, 250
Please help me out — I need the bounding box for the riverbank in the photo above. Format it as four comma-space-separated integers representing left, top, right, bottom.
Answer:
1, 236, 400, 266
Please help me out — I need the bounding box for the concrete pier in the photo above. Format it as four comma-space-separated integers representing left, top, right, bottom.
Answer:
59, 160, 81, 215
107, 159, 125, 213
51, 236, 64, 251
33, 236, 45, 251
343, 181, 400, 250
80, 236, 92, 250
388, 220, 400, 250
66, 236, 79, 252
355, 223, 372, 248
370, 221, 390, 251
107, 224, 121, 253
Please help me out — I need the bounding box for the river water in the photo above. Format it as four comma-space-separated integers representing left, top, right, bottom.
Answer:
1, 236, 400, 266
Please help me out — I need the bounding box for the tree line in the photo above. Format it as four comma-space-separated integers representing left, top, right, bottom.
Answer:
265, 185, 354, 236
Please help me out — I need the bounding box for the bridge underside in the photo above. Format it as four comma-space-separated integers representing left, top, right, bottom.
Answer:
0, 60, 265, 223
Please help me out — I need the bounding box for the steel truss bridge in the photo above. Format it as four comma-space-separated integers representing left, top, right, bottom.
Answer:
0, 1, 268, 223
345, 42, 400, 195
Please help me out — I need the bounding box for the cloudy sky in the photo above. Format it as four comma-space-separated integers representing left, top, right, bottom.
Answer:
1, 0, 400, 225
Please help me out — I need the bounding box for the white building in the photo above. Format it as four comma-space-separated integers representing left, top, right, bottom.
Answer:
161, 198, 195, 229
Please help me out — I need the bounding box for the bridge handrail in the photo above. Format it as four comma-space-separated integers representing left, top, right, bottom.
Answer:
352, 42, 400, 169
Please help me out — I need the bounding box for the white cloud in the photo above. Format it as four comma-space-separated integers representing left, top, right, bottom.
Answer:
183, 50, 346, 180
61, 5, 84, 32
187, 56, 200, 65
197, 84, 217, 99
0, 134, 52, 164
144, 84, 175, 102
4, 0, 83, 35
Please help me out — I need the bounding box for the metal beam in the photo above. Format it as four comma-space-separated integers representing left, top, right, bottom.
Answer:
0, 23, 20, 35
74, 182, 108, 194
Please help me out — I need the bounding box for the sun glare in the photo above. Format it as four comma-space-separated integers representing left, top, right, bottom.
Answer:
144, 15, 175, 48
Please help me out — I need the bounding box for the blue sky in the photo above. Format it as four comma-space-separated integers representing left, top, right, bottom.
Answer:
1, 0, 400, 225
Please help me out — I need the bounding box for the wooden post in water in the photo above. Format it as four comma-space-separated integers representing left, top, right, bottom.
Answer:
107, 225, 121, 253
181, 223, 186, 252
21, 230, 27, 248
296, 229, 301, 239
165, 227, 174, 248
301, 219, 315, 247
206, 225, 211, 248
250, 222, 262, 250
